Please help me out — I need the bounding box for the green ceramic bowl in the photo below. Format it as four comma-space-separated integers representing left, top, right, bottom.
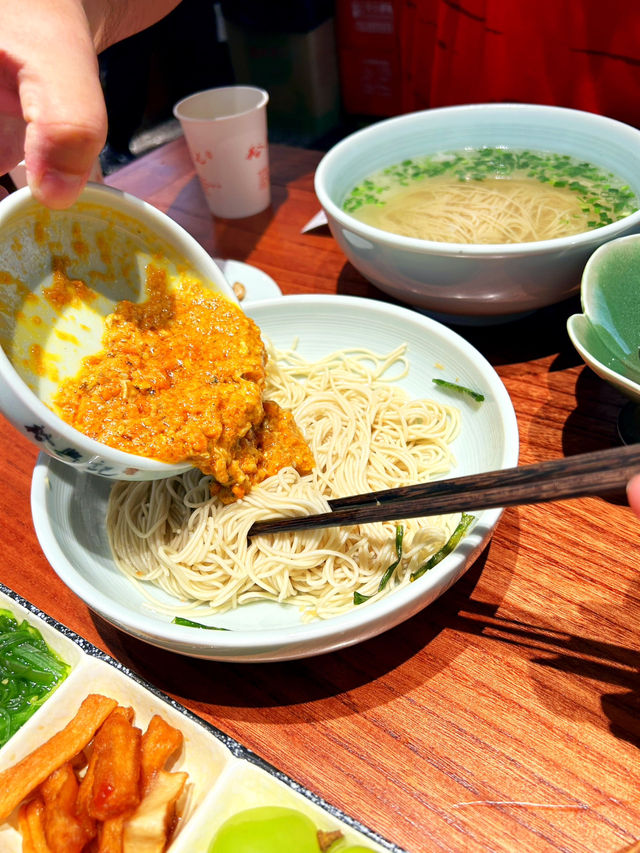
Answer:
568, 234, 640, 404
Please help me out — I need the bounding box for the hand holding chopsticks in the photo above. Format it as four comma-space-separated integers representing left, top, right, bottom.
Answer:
248, 443, 640, 538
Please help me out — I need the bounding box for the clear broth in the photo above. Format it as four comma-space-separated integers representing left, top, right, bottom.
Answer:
343, 148, 638, 244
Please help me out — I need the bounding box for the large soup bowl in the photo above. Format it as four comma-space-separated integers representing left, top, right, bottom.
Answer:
314, 103, 640, 324
0, 184, 236, 480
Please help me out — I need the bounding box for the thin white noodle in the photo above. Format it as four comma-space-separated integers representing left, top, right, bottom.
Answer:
107, 344, 463, 621
355, 177, 594, 244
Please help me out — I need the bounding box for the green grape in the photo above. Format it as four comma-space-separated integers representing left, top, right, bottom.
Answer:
208, 806, 321, 853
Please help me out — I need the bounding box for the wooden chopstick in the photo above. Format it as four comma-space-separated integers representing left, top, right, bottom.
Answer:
247, 443, 640, 538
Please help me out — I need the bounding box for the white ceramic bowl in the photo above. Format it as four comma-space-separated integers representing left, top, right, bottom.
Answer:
31, 294, 519, 662
315, 103, 640, 323
0, 184, 236, 480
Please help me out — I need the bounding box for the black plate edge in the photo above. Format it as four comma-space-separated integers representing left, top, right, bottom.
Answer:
0, 581, 408, 853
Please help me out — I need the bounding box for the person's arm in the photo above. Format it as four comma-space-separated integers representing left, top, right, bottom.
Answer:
0, 0, 180, 209
83, 0, 183, 52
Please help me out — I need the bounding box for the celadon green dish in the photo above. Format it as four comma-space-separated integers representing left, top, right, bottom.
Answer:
567, 234, 640, 404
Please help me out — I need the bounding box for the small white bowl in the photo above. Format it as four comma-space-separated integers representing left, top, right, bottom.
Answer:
31, 294, 519, 662
315, 103, 640, 323
0, 184, 236, 480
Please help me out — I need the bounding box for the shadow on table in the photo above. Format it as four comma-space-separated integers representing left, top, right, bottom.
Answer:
479, 612, 640, 749
91, 540, 508, 715
334, 260, 584, 367
165, 177, 288, 262
455, 294, 584, 367
562, 357, 629, 459
85, 302, 638, 741
92, 497, 640, 749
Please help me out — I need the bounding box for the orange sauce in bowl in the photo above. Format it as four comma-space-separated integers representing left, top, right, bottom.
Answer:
53, 265, 314, 499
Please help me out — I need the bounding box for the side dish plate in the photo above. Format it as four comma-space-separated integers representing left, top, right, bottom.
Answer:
0, 582, 400, 853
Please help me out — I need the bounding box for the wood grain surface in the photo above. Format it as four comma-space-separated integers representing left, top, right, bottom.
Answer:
2, 138, 640, 853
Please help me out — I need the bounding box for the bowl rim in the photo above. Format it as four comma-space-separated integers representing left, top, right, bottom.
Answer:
173, 84, 269, 123
0, 183, 238, 475
581, 231, 640, 315
574, 232, 640, 394
567, 313, 640, 400
30, 292, 520, 660
314, 102, 640, 258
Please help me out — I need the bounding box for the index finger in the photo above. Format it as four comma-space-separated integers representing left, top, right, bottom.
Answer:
14, 0, 107, 208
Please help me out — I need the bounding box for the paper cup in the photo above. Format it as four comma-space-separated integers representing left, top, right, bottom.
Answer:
174, 86, 270, 219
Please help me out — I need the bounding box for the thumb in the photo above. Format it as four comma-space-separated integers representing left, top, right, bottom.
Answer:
17, 1, 107, 208
627, 472, 640, 518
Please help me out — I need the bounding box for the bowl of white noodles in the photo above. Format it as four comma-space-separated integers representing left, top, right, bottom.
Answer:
315, 103, 640, 324
31, 294, 519, 662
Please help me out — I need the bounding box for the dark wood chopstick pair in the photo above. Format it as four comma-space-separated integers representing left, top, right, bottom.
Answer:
247, 443, 640, 538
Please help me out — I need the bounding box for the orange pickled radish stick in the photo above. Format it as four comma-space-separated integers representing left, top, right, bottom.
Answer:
89, 706, 142, 821
97, 814, 127, 853
19, 798, 52, 853
41, 762, 95, 853
140, 714, 184, 793
0, 694, 118, 822
17, 802, 35, 853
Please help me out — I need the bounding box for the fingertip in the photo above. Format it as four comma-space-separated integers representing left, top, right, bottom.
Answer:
24, 116, 106, 209
627, 472, 640, 517
27, 168, 88, 209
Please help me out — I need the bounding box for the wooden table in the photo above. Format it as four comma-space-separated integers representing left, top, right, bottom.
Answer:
3, 137, 640, 853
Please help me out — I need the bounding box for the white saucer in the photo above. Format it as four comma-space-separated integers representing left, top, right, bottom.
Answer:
214, 259, 282, 304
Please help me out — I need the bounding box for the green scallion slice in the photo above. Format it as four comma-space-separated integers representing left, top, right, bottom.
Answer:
172, 616, 229, 631
410, 513, 475, 581
354, 524, 404, 604
433, 378, 485, 402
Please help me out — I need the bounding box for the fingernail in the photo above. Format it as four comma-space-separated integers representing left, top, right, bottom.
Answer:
30, 170, 85, 208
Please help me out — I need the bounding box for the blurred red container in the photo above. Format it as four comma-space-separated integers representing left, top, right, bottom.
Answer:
335, 0, 402, 116
335, 0, 442, 116
337, 0, 640, 126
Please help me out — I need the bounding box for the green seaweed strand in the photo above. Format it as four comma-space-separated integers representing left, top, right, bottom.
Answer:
433, 378, 485, 402
0, 610, 70, 748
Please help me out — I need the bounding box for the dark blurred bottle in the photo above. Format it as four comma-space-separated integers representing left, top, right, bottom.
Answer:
220, 0, 342, 146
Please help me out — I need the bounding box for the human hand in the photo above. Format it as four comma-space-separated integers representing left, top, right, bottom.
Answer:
0, 0, 181, 210
627, 473, 640, 517
0, 0, 108, 209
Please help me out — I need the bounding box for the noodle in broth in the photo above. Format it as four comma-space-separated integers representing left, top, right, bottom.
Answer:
354, 176, 594, 244
343, 147, 638, 244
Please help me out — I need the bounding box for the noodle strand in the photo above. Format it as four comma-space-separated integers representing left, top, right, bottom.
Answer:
107, 344, 462, 621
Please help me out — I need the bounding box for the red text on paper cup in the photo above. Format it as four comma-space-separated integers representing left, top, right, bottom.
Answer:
258, 167, 269, 190
247, 144, 265, 160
